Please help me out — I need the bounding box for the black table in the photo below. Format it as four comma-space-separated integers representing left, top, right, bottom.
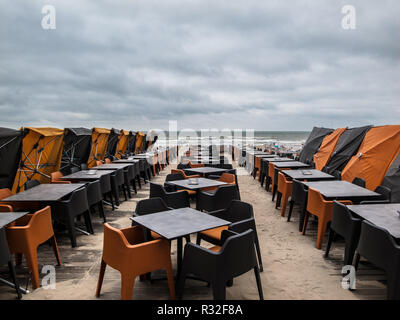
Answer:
91, 163, 132, 170
270, 161, 310, 169
130, 207, 230, 276
347, 204, 400, 239
302, 180, 380, 202
0, 183, 86, 203
184, 167, 228, 177
282, 169, 335, 181
165, 178, 227, 190
112, 159, 140, 164
60, 170, 114, 182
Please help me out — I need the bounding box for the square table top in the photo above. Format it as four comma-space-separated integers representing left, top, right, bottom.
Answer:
91, 163, 132, 170
166, 178, 227, 190
261, 157, 295, 163
0, 212, 29, 229
282, 169, 335, 181
271, 161, 310, 169
60, 170, 115, 181
112, 159, 140, 163
131, 207, 230, 240
0, 183, 86, 202
347, 204, 400, 239
183, 167, 228, 174
302, 180, 380, 200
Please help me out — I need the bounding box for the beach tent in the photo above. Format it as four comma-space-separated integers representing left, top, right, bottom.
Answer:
126, 131, 137, 154
105, 128, 121, 159
87, 128, 110, 168
341, 125, 400, 192
298, 127, 334, 164
323, 125, 372, 173
115, 130, 130, 159
135, 132, 146, 154
313, 128, 347, 170
12, 127, 64, 192
0, 127, 23, 189
381, 153, 400, 203
60, 128, 92, 174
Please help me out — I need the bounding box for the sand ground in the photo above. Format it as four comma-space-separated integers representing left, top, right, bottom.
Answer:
0, 153, 387, 300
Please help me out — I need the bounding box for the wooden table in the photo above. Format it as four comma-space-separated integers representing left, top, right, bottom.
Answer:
282, 169, 335, 181
347, 204, 400, 239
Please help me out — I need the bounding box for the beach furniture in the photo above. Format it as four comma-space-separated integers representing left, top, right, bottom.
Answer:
196, 185, 238, 212
87, 128, 110, 168
150, 182, 190, 209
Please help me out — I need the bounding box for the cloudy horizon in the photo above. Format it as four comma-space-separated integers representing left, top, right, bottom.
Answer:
1, 0, 399, 131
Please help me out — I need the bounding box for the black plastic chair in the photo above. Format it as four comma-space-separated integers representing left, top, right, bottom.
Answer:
360, 185, 392, 204
352, 177, 366, 188
287, 179, 308, 231
196, 200, 263, 272
110, 169, 127, 207
332, 170, 342, 180
208, 169, 240, 200
149, 182, 190, 209
325, 201, 361, 266
99, 173, 114, 210
70, 166, 80, 174
196, 185, 238, 212
52, 187, 92, 247
133, 161, 141, 189
123, 165, 135, 198
164, 173, 185, 192
177, 229, 263, 300
86, 180, 106, 223
24, 179, 40, 190
0, 228, 21, 299
177, 163, 190, 170
354, 220, 400, 300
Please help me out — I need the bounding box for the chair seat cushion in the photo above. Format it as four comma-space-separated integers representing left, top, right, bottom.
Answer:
209, 245, 222, 252
151, 231, 162, 239
200, 226, 228, 240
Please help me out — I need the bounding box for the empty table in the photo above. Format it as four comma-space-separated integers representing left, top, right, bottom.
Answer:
91, 163, 132, 170
60, 170, 115, 182
270, 161, 310, 169
131, 207, 230, 276
112, 159, 140, 164
302, 180, 380, 203
347, 204, 400, 239
282, 169, 335, 181
184, 167, 228, 177
165, 178, 227, 191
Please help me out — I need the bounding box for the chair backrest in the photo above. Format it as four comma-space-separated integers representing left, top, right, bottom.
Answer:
86, 180, 103, 206
332, 170, 342, 180
22, 206, 54, 242
96, 160, 103, 166
212, 185, 238, 210
149, 182, 167, 199
81, 163, 89, 170
135, 197, 171, 216
218, 173, 235, 184
352, 177, 366, 188
70, 166, 80, 174
114, 169, 124, 185
24, 179, 40, 190
307, 188, 331, 216
277, 172, 288, 193
375, 185, 392, 202
177, 163, 190, 170
219, 163, 233, 169
68, 187, 89, 214
290, 179, 308, 204
99, 173, 112, 194
219, 229, 258, 278
331, 201, 361, 237
105, 158, 112, 164
225, 200, 253, 223
165, 173, 185, 182
51, 171, 64, 182
0, 188, 13, 200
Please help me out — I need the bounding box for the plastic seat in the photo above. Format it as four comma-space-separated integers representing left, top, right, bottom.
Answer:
86, 180, 106, 222
171, 169, 200, 179
50, 171, 71, 184
149, 183, 189, 209
302, 188, 352, 249
196, 200, 263, 272
96, 223, 175, 300
276, 172, 293, 217
6, 206, 61, 289
354, 221, 400, 300
287, 180, 309, 231
196, 185, 238, 212
96, 160, 103, 166
360, 185, 392, 204
177, 229, 263, 300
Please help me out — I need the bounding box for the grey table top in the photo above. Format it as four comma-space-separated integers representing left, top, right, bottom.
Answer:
112, 159, 140, 163
166, 178, 227, 190
91, 163, 132, 170
60, 170, 115, 180
347, 204, 400, 239
302, 180, 380, 200
131, 207, 230, 240
184, 167, 228, 174
0, 183, 86, 202
282, 169, 335, 181
261, 157, 295, 163
271, 161, 310, 168
0, 212, 29, 229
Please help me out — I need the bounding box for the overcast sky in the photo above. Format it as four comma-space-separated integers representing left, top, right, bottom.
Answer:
0, 0, 399, 131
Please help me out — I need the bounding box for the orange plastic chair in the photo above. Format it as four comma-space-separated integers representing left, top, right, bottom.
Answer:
0, 188, 13, 200
201, 173, 236, 192
268, 162, 275, 193
96, 160, 103, 166
188, 161, 204, 168
96, 223, 175, 300
50, 171, 71, 184
6, 206, 61, 289
302, 188, 352, 249
105, 158, 112, 164
276, 172, 293, 217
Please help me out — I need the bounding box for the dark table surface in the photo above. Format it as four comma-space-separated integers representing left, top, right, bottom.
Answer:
112, 159, 140, 163
184, 167, 228, 174
0, 212, 29, 229
131, 207, 230, 240
302, 180, 380, 200
91, 163, 132, 170
282, 169, 335, 181
166, 178, 227, 190
60, 170, 115, 180
347, 204, 400, 239
0, 183, 86, 202
262, 157, 295, 163
271, 161, 310, 169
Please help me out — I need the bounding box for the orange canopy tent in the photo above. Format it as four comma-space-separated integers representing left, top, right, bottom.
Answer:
87, 128, 110, 168
115, 130, 130, 159
135, 132, 146, 154
12, 127, 64, 192
341, 125, 400, 190
313, 128, 346, 170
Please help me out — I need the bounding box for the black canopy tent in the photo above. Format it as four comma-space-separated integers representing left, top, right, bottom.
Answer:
382, 152, 400, 203
126, 131, 137, 155
105, 128, 121, 159
0, 128, 23, 189
298, 127, 334, 164
60, 128, 92, 174
323, 125, 372, 173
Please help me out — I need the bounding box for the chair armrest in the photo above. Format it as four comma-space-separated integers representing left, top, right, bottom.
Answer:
229, 218, 255, 233
185, 174, 201, 179
206, 208, 228, 219
220, 229, 238, 245
359, 200, 390, 204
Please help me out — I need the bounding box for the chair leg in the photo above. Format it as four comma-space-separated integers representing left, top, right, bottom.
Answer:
302, 212, 310, 235
132, 180, 137, 194
272, 185, 277, 201
196, 235, 201, 245
325, 229, 335, 258
50, 235, 62, 266
344, 238, 358, 266
316, 218, 329, 250
254, 236, 263, 272
280, 192, 289, 217
287, 200, 294, 222
25, 249, 40, 289
275, 192, 282, 209
137, 175, 142, 189
98, 202, 106, 223
254, 266, 264, 300
121, 274, 135, 300
299, 204, 307, 232
96, 260, 107, 297
8, 261, 22, 299
165, 265, 176, 300
212, 281, 226, 300
15, 253, 22, 266
353, 253, 361, 271
176, 272, 186, 299
83, 211, 94, 234
126, 184, 132, 198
